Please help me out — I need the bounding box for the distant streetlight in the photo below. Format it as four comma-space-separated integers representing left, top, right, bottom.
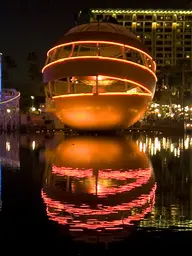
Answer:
31, 96, 35, 108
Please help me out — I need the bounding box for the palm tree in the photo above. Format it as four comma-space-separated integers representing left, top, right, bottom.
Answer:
76, 8, 94, 25
27, 52, 42, 81
155, 65, 175, 104
26, 52, 43, 96
2, 55, 17, 85
157, 60, 192, 105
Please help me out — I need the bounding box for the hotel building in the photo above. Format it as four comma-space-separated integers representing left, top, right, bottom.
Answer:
91, 9, 192, 72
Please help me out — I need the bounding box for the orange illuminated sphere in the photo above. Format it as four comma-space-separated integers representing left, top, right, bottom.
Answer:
42, 23, 157, 130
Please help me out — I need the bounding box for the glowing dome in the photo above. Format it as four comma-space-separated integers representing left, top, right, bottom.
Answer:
65, 22, 140, 38
42, 136, 156, 242
42, 22, 157, 131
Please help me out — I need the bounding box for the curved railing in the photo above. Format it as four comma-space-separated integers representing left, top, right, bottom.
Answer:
42, 40, 156, 101
0, 89, 20, 105
0, 89, 20, 131
44, 40, 156, 73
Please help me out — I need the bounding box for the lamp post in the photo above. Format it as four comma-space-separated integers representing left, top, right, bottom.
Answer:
31, 96, 34, 107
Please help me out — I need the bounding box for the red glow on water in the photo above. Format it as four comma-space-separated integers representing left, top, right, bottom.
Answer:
42, 163, 156, 231
52, 166, 152, 197
42, 183, 156, 230
52, 166, 151, 180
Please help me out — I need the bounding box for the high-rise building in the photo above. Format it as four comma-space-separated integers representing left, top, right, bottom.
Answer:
91, 9, 192, 72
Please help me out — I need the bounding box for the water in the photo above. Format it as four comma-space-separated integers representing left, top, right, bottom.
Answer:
1, 132, 192, 250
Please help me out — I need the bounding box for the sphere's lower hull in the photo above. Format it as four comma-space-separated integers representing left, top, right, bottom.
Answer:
54, 94, 151, 131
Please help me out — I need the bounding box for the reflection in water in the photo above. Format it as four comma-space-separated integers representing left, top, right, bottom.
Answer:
0, 162, 1, 210
0, 134, 20, 169
136, 135, 192, 157
136, 135, 192, 230
2, 133, 192, 244
42, 136, 156, 242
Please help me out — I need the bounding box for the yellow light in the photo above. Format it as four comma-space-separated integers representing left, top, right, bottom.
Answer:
6, 142, 11, 152
32, 141, 36, 150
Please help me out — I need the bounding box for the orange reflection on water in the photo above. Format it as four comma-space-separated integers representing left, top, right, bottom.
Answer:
42, 136, 156, 238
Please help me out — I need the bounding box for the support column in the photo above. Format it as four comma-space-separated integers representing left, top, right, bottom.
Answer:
97, 43, 100, 56
67, 77, 71, 93
95, 75, 99, 95
71, 80, 76, 94
122, 46, 128, 91
94, 43, 100, 95
66, 176, 70, 192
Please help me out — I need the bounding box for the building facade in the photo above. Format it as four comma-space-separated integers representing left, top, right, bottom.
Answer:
91, 9, 192, 72
0, 89, 20, 131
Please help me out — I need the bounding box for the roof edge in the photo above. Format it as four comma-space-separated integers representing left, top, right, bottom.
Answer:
91, 8, 192, 14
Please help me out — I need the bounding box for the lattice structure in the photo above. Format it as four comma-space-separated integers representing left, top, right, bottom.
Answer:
0, 89, 20, 132
42, 22, 156, 131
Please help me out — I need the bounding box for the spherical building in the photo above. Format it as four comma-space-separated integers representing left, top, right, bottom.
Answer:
42, 136, 156, 242
42, 22, 157, 131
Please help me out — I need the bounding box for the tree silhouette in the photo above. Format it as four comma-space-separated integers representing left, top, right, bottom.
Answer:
2, 55, 17, 82
26, 52, 44, 96
156, 60, 192, 105
104, 16, 118, 24
27, 52, 42, 81
76, 8, 94, 25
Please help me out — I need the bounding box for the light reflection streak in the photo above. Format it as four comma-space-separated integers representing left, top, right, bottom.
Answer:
42, 184, 156, 229
136, 135, 192, 156
52, 166, 152, 197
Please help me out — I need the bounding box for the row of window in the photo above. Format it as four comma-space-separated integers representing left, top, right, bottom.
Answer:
137, 34, 192, 40
140, 46, 192, 52
155, 47, 190, 51
156, 53, 191, 58
104, 14, 192, 21
125, 21, 192, 27
145, 40, 192, 47
138, 37, 191, 44
156, 57, 191, 65
136, 28, 191, 33
124, 25, 192, 33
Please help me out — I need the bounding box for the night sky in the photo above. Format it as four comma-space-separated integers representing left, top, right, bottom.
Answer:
0, 0, 189, 83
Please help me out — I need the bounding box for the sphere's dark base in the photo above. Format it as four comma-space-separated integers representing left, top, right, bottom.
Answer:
68, 129, 124, 136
